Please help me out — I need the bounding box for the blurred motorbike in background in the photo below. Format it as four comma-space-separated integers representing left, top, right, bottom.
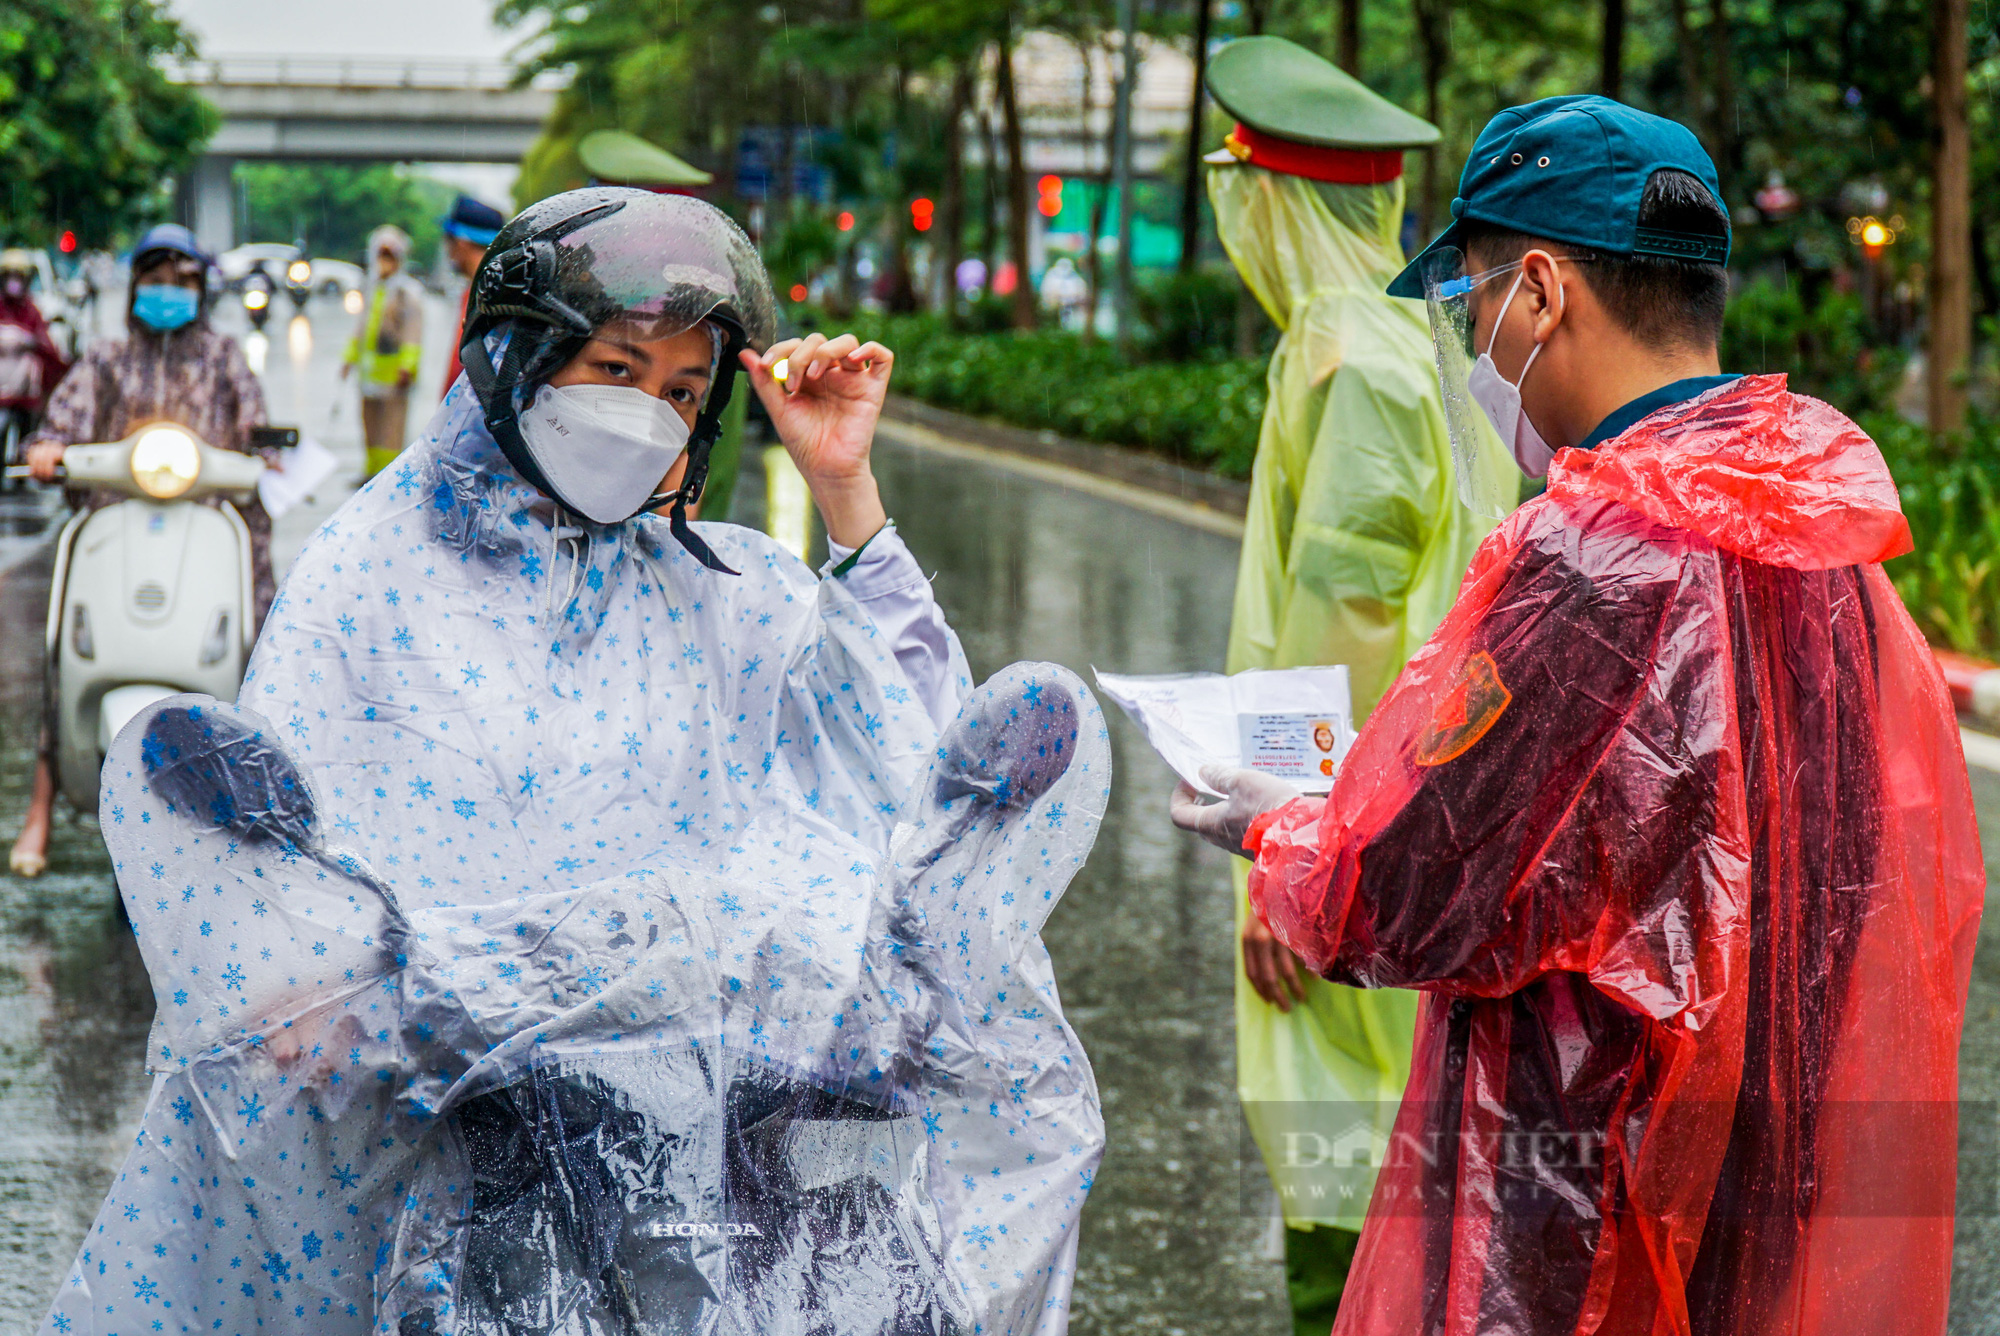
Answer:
6, 420, 296, 810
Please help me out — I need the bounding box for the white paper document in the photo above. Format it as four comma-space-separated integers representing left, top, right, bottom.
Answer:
255, 435, 339, 520
1093, 666, 1355, 797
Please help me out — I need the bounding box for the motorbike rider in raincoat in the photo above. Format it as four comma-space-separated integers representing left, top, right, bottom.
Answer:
1173, 97, 1982, 1336
0, 248, 71, 458
9, 224, 269, 880
42, 190, 1108, 1336
1200, 38, 1508, 1332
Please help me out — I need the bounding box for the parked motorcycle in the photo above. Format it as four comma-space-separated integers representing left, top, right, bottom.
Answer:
6, 421, 294, 810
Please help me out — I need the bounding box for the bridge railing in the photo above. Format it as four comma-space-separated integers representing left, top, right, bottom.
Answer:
164, 55, 569, 91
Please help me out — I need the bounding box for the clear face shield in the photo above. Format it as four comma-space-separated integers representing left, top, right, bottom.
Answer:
542, 194, 778, 355
1418, 246, 1523, 519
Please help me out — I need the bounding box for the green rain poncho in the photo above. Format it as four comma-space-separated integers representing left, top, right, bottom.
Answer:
1210, 162, 1503, 1231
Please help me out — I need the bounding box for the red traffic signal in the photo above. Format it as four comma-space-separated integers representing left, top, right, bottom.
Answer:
58, 230, 76, 253
910, 198, 934, 232
836, 210, 854, 232
1036, 175, 1063, 218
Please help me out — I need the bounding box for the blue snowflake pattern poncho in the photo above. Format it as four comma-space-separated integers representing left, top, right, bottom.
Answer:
43, 383, 1109, 1336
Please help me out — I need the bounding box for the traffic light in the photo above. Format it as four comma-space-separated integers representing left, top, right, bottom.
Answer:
58, 230, 76, 253
1847, 214, 1897, 261
910, 198, 934, 232
1037, 175, 1063, 218
836, 211, 854, 232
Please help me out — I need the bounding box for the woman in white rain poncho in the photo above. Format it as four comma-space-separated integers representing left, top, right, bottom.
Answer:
44, 190, 1109, 1336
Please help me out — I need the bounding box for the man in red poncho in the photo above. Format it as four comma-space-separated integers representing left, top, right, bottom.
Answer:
1172, 96, 1984, 1336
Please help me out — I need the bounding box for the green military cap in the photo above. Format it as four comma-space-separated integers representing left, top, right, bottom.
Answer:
1203, 36, 1438, 178
578, 129, 713, 189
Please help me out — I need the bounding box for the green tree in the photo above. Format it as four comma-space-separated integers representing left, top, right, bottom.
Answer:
497, 0, 1054, 318
0, 0, 213, 248
237, 163, 453, 267
497, 0, 777, 207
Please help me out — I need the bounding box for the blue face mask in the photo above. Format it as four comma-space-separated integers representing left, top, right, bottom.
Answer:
132, 284, 200, 332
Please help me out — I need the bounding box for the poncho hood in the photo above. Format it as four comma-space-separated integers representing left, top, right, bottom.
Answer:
1546, 372, 1913, 570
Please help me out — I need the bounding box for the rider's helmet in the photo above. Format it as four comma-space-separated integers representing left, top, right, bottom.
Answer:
459, 188, 777, 573
129, 223, 214, 309
0, 249, 34, 302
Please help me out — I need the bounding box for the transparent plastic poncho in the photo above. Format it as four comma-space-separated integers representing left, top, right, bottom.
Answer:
1207, 163, 1506, 1230
42, 384, 1110, 1336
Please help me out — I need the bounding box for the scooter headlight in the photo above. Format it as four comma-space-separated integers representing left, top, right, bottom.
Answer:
130, 427, 202, 499
244, 288, 270, 311
286, 260, 311, 285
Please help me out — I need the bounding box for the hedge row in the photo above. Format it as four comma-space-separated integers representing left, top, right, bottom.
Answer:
854, 312, 2000, 659
858, 315, 1266, 481
1872, 411, 2000, 658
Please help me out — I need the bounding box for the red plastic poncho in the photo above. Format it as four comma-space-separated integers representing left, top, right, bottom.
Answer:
1246, 374, 1983, 1336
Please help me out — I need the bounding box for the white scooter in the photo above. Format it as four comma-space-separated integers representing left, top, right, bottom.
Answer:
10, 422, 290, 810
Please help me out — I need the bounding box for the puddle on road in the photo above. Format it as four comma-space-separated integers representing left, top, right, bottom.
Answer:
873, 437, 1288, 1335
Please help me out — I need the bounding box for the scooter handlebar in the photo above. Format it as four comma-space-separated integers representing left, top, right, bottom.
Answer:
56, 431, 265, 501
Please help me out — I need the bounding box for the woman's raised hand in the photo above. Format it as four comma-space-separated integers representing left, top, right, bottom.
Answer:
739, 332, 892, 548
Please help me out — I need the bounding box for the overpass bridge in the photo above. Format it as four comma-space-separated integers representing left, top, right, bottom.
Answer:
170, 57, 561, 253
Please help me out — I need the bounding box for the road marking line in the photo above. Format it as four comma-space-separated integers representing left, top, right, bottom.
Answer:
874, 418, 1247, 540
1963, 728, 2000, 774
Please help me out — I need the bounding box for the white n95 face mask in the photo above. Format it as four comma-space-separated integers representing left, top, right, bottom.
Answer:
518, 382, 692, 524
1466, 269, 1558, 479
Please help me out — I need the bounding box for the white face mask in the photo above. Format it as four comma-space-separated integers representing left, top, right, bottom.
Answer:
1466, 268, 1558, 478
518, 382, 692, 525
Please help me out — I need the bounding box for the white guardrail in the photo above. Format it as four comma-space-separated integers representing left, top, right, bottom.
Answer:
164, 56, 568, 91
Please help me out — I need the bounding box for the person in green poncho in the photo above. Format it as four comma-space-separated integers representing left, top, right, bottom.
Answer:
341, 224, 426, 478
1201, 36, 1510, 1335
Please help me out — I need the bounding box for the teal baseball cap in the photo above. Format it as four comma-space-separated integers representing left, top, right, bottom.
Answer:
1386, 95, 1729, 298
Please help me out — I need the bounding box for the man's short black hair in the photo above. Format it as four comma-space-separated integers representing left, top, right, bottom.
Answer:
1460, 168, 1730, 351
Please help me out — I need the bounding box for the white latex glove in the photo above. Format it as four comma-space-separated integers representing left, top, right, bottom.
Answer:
1168, 765, 1302, 857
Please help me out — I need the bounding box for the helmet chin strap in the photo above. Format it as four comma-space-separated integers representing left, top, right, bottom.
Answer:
647, 366, 739, 576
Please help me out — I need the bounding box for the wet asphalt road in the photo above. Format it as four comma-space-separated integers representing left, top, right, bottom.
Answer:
1, 290, 1998, 1334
